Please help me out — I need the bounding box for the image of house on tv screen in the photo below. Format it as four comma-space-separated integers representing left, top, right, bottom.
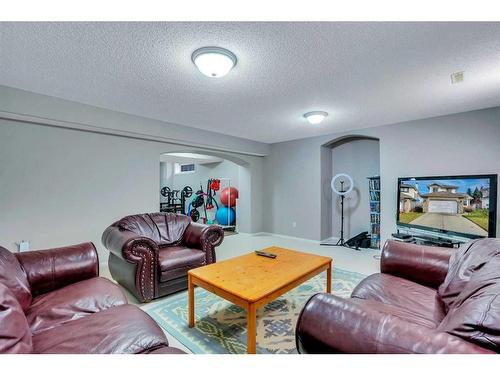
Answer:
399, 178, 490, 237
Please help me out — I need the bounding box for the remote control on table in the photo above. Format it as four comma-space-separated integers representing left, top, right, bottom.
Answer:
255, 250, 277, 259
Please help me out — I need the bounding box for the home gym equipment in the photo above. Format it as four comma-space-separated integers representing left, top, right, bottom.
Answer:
216, 206, 236, 225
165, 177, 237, 228
200, 183, 208, 224
189, 208, 200, 222
215, 180, 238, 229
160, 185, 193, 214
220, 186, 239, 207
186, 189, 208, 223
183, 186, 193, 197
321, 173, 354, 247
160, 186, 171, 197
209, 179, 220, 191
191, 191, 205, 209
206, 178, 221, 210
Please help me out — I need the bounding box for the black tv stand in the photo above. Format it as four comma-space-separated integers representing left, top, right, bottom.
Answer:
392, 232, 462, 248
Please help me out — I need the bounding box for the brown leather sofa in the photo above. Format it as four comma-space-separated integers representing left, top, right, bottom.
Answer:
296, 239, 500, 354
0, 242, 185, 354
102, 212, 224, 303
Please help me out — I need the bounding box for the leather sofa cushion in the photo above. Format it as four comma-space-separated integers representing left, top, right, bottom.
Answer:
32, 304, 169, 354
438, 238, 500, 311
438, 251, 500, 352
116, 212, 190, 246
0, 246, 32, 311
296, 293, 493, 354
355, 298, 440, 329
352, 273, 446, 325
27, 277, 127, 334
0, 283, 32, 353
158, 246, 206, 282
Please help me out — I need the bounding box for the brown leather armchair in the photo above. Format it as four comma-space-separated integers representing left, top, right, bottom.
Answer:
0, 242, 184, 354
296, 239, 500, 354
102, 212, 224, 303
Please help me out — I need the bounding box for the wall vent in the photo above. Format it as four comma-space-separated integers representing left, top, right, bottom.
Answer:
174, 163, 196, 174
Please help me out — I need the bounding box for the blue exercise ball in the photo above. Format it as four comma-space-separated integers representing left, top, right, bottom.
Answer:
216, 207, 235, 226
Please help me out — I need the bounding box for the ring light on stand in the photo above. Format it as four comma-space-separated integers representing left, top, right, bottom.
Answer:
331, 173, 354, 196
322, 173, 354, 247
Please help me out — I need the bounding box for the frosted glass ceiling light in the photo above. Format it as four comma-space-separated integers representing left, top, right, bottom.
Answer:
191, 47, 237, 78
304, 111, 328, 124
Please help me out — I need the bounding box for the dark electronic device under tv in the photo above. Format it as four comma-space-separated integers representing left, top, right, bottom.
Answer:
397, 174, 497, 239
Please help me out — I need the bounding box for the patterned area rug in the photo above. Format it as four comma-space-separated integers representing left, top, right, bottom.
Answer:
142, 267, 365, 354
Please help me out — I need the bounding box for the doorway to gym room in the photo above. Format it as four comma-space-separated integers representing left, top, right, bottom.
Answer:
159, 152, 243, 234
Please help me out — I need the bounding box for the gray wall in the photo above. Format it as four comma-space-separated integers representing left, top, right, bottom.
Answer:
0, 121, 159, 257
0, 89, 267, 258
264, 136, 322, 239
0, 85, 270, 157
159, 161, 174, 195
265, 107, 500, 244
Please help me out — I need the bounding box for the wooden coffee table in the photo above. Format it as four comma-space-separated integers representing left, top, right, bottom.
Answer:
187, 246, 332, 354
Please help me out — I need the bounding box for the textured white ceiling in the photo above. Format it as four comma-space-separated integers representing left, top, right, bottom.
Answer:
1, 22, 500, 143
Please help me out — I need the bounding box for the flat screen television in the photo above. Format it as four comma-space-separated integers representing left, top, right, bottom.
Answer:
397, 174, 497, 239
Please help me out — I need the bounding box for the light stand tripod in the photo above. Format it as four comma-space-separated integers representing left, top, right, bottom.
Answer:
335, 181, 347, 246
321, 180, 349, 248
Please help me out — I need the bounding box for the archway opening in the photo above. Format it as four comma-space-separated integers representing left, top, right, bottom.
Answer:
320, 136, 381, 243
159, 150, 251, 233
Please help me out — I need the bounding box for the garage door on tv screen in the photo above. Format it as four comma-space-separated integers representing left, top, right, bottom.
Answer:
397, 174, 497, 238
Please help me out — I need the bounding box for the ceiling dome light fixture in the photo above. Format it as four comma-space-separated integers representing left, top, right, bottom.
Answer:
304, 111, 328, 124
191, 46, 237, 78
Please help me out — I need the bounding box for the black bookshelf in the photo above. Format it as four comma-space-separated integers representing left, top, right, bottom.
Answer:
368, 176, 381, 249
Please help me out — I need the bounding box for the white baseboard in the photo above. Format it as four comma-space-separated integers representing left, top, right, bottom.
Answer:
246, 231, 323, 244
236, 231, 267, 236
319, 236, 341, 244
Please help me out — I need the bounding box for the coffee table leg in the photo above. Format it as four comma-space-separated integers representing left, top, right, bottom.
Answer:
188, 274, 195, 328
247, 303, 256, 354
327, 262, 332, 293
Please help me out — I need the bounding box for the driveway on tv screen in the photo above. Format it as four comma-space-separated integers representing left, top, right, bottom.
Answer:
409, 212, 488, 236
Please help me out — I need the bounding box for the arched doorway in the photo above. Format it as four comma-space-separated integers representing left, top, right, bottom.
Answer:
159, 149, 253, 233
320, 136, 380, 242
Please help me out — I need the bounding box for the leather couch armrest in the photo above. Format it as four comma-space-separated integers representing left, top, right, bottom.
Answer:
102, 226, 159, 303
380, 240, 451, 289
101, 226, 159, 261
296, 293, 493, 354
182, 223, 224, 263
15, 242, 99, 296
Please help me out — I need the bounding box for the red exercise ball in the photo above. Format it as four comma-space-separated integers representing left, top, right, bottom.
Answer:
220, 187, 239, 207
